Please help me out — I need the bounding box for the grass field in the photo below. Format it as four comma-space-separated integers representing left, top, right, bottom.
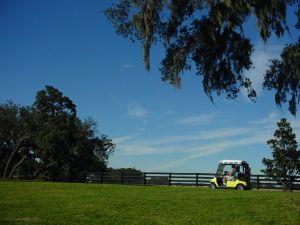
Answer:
0, 181, 299, 225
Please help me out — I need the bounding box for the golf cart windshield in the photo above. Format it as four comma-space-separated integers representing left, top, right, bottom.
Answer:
215, 160, 251, 178
215, 163, 224, 176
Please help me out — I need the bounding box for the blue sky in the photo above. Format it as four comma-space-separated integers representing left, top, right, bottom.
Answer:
0, 1, 299, 173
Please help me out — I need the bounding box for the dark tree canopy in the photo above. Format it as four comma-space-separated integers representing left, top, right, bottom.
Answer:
262, 118, 300, 191
263, 1, 300, 115
34, 85, 76, 118
0, 102, 36, 179
105, 0, 299, 110
0, 86, 115, 181
264, 42, 300, 115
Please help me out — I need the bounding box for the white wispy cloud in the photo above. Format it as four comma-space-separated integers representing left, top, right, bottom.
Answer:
115, 124, 268, 157
127, 103, 148, 121
117, 144, 178, 156
122, 63, 135, 69
199, 127, 251, 139
139, 127, 146, 131
113, 111, 290, 171
164, 110, 177, 115
249, 111, 278, 125
178, 114, 215, 125
148, 127, 251, 146
152, 132, 270, 171
113, 134, 137, 144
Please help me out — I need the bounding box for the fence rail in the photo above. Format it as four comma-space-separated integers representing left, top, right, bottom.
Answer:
86, 172, 300, 190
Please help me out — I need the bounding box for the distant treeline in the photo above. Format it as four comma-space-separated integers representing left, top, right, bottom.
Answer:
0, 86, 115, 181
107, 167, 142, 174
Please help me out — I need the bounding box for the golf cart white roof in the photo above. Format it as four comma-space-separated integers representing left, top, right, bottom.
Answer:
219, 160, 243, 165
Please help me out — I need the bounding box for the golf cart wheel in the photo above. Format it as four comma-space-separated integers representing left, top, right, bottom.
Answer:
209, 183, 217, 190
236, 184, 244, 190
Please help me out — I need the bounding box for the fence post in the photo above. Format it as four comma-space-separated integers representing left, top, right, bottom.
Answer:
256, 175, 260, 190
143, 172, 147, 186
100, 172, 103, 183
289, 179, 293, 191
196, 173, 199, 187
168, 173, 172, 186
121, 171, 124, 184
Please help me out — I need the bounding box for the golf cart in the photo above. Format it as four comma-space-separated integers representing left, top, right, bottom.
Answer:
210, 160, 251, 190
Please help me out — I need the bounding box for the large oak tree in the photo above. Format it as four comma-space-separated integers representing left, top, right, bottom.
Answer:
105, 0, 300, 113
0, 86, 115, 181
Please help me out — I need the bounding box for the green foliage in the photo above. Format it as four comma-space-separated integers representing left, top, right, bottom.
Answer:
0, 181, 300, 225
0, 102, 36, 179
33, 86, 78, 180
263, 43, 300, 115
262, 118, 300, 190
107, 167, 142, 175
105, 1, 299, 102
0, 86, 115, 181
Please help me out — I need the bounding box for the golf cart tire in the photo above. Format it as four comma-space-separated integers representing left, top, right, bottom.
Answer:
236, 184, 244, 190
209, 183, 217, 190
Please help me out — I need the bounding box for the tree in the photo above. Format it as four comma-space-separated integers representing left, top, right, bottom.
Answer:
33, 86, 77, 180
264, 42, 300, 115
107, 167, 142, 175
68, 118, 115, 180
105, 1, 299, 112
0, 86, 115, 181
263, 2, 300, 115
0, 102, 36, 178
33, 86, 115, 181
262, 118, 300, 191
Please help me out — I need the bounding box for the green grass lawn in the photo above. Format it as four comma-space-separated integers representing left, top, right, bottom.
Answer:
0, 181, 299, 225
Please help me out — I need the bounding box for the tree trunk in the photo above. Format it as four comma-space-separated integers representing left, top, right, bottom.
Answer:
33, 168, 43, 178
289, 176, 294, 192
28, 159, 31, 179
2, 135, 30, 178
3, 147, 19, 178
9, 155, 27, 178
283, 178, 287, 191
33, 162, 55, 178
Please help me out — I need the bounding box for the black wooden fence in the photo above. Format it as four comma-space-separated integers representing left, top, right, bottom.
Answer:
86, 172, 300, 190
